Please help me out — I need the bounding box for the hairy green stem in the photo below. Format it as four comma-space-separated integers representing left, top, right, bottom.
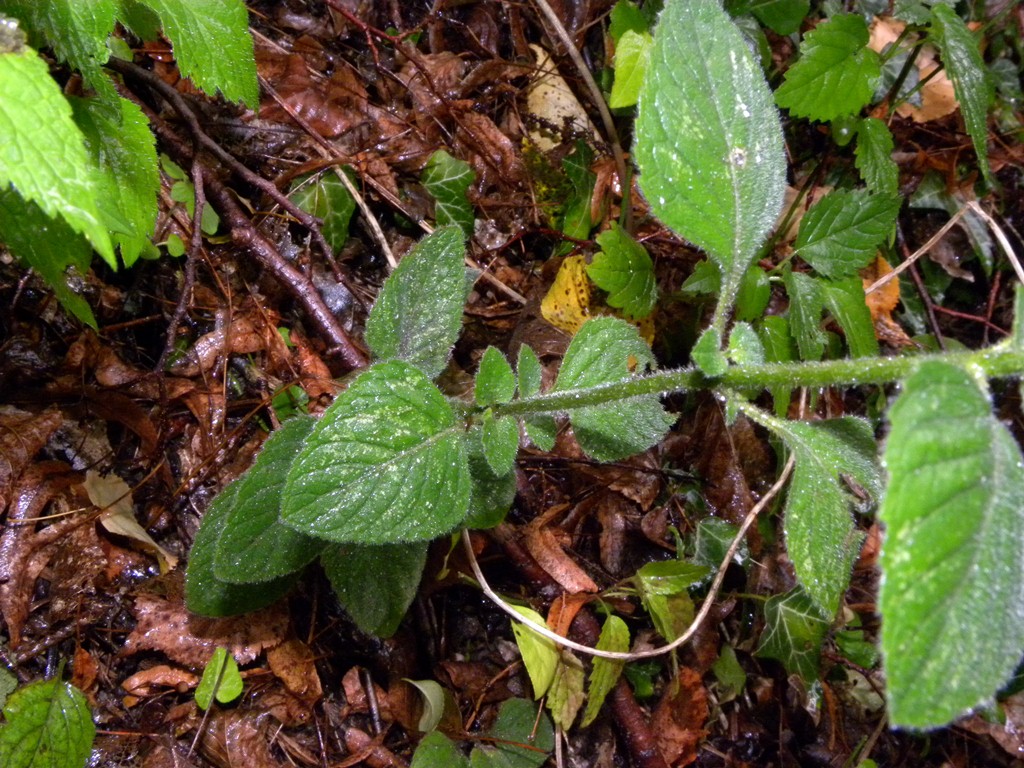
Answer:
488, 341, 1024, 418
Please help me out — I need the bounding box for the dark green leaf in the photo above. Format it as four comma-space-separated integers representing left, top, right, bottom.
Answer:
929, 5, 994, 187
775, 14, 881, 121
475, 347, 516, 406
880, 362, 1024, 728
288, 170, 356, 253
558, 142, 595, 245
727, 322, 765, 366
365, 226, 467, 379
783, 270, 826, 361
411, 732, 470, 768
795, 189, 901, 279
194, 647, 243, 709
636, 0, 785, 301
820, 276, 879, 358
587, 223, 658, 319
464, 429, 517, 529
481, 413, 519, 477
283, 360, 470, 543
691, 326, 728, 376
422, 149, 475, 235
609, 0, 648, 42
711, 645, 746, 701
469, 698, 554, 768
555, 318, 674, 461
0, 677, 95, 768
213, 416, 325, 584
756, 587, 830, 680
751, 0, 809, 36
735, 264, 771, 322
695, 517, 745, 570
320, 541, 428, 637
855, 118, 899, 196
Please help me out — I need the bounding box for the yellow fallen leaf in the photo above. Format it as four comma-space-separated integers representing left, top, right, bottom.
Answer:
524, 44, 600, 152
541, 255, 591, 334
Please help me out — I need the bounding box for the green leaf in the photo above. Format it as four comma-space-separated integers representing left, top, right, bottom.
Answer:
756, 587, 829, 680
320, 541, 428, 637
422, 150, 475, 236
365, 226, 467, 380
283, 361, 470, 543
0, 188, 96, 328
476, 347, 516, 406
213, 416, 325, 584
0, 47, 114, 265
636, 0, 785, 302
609, 0, 647, 43
929, 5, 994, 187
405, 678, 447, 732
139, 0, 257, 105
609, 29, 652, 110
820, 276, 879, 358
782, 270, 826, 361
770, 417, 880, 614
634, 560, 709, 641
558, 142, 595, 246
695, 517, 745, 570
586, 223, 658, 319
751, 0, 809, 36
516, 346, 557, 451
194, 647, 243, 710
775, 14, 881, 122
71, 94, 159, 267
0, 677, 95, 768
735, 264, 771, 322
691, 326, 727, 376
470, 698, 554, 768
288, 171, 356, 253
464, 429, 517, 529
854, 118, 899, 196
511, 606, 559, 699
0, 669, 15, 710
547, 651, 585, 730
880, 362, 1024, 728
711, 645, 746, 702
727, 321, 765, 366
412, 731, 470, 768
794, 189, 901, 279
581, 615, 629, 727
185, 478, 299, 617
116, 0, 162, 40
555, 318, 674, 461
481, 413, 519, 477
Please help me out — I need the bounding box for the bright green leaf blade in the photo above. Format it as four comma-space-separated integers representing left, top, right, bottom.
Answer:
755, 587, 830, 680
775, 14, 881, 122
635, 559, 711, 596
365, 226, 467, 379
691, 326, 727, 376
516, 345, 543, 398
547, 651, 585, 731
470, 697, 554, 768
0, 47, 114, 264
820, 276, 879, 359
139, 0, 257, 105
0, 677, 95, 768
795, 189, 901, 279
283, 360, 470, 543
71, 94, 159, 267
320, 541, 428, 638
422, 149, 475, 236
929, 5, 994, 187
855, 118, 899, 196
783, 270, 826, 361
769, 416, 879, 615
464, 428, 517, 529
185, 479, 299, 617
510, 606, 559, 699
213, 416, 325, 584
481, 414, 519, 477
580, 615, 629, 727
587, 223, 658, 319
555, 317, 674, 461
523, 415, 557, 452
880, 361, 1024, 729
751, 0, 810, 36
609, 29, 651, 110
636, 0, 785, 294
476, 347, 516, 406
0, 188, 96, 328
412, 731, 470, 768
288, 170, 356, 253
195, 647, 243, 710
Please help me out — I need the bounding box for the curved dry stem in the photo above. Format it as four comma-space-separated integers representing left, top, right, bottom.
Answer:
462, 454, 796, 660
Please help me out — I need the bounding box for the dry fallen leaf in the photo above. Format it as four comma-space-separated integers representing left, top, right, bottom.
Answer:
524, 44, 600, 152
653, 667, 709, 767
868, 17, 957, 123
541, 255, 591, 335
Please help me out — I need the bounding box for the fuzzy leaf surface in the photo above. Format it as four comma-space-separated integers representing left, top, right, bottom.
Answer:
214, 416, 324, 583
140, 0, 258, 105
283, 360, 470, 543
0, 677, 94, 768
855, 118, 898, 195
464, 428, 517, 529
554, 318, 674, 461
481, 413, 519, 477
635, 0, 785, 294
795, 189, 901, 279
929, 5, 994, 186
880, 362, 1024, 728
587, 223, 657, 319
320, 541, 428, 637
0, 48, 113, 264
422, 149, 474, 235
782, 270, 826, 361
775, 14, 881, 121
365, 226, 467, 379
475, 347, 516, 406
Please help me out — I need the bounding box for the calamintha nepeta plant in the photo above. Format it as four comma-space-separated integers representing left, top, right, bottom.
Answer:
182, 0, 1024, 734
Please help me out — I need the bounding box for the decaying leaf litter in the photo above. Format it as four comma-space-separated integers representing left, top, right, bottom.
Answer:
1, 2, 1023, 767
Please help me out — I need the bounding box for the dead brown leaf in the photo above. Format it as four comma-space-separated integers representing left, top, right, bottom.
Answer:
652, 667, 709, 767
121, 664, 200, 699
267, 638, 323, 710
523, 523, 598, 594
0, 406, 63, 511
